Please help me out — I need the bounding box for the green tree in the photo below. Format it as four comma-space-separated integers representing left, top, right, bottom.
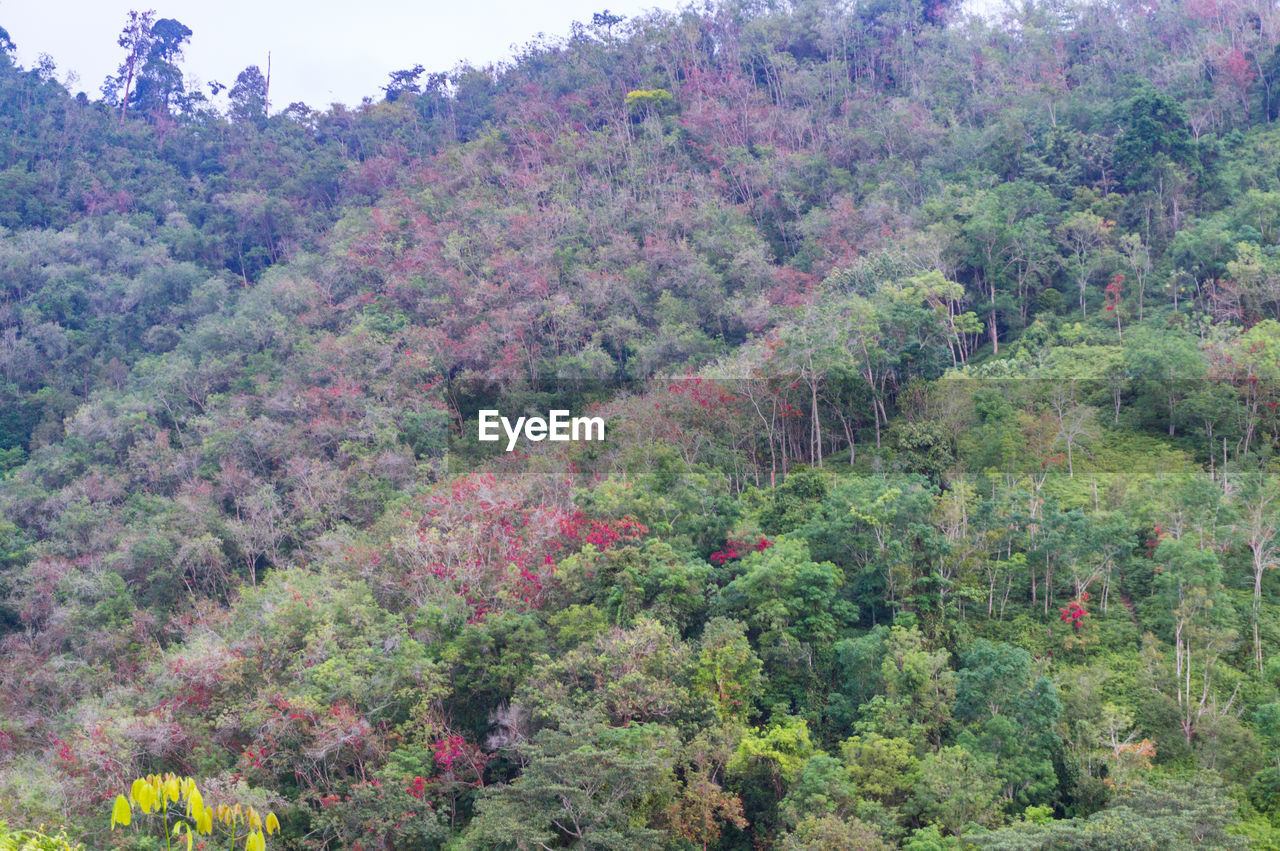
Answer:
1057, 211, 1111, 317
782, 814, 892, 850
716, 536, 848, 647
728, 715, 815, 801
840, 732, 917, 808
468, 715, 677, 849
778, 752, 858, 828
107, 9, 156, 120
133, 18, 192, 118
1123, 324, 1206, 437
229, 65, 268, 123
909, 745, 1004, 835
694, 617, 764, 722
1114, 85, 1198, 193
853, 625, 956, 750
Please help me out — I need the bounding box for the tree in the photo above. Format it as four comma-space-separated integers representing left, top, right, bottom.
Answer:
853, 624, 956, 750
1123, 324, 1205, 437
226, 484, 287, 586
109, 9, 157, 120
955, 640, 1062, 809
591, 10, 626, 34
383, 64, 424, 102
778, 752, 859, 827
1045, 384, 1098, 477
955, 182, 1057, 352
840, 732, 917, 808
728, 716, 815, 801
1151, 537, 1240, 746
515, 617, 704, 728
133, 18, 192, 118
1250, 702, 1280, 817
783, 814, 891, 850
1114, 85, 1199, 193
973, 775, 1246, 848
716, 536, 848, 647
229, 65, 268, 123
694, 617, 764, 721
1057, 211, 1110, 317
467, 715, 677, 849
909, 746, 1003, 834
1234, 477, 1280, 674
1119, 232, 1153, 320
1213, 319, 1280, 456
666, 748, 747, 851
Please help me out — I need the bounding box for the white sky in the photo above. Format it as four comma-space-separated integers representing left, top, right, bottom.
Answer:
1, 0, 687, 109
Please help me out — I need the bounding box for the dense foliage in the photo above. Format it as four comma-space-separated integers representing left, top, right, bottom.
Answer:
7, 0, 1280, 846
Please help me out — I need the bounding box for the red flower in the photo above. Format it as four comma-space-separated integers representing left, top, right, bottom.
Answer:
1059, 600, 1088, 629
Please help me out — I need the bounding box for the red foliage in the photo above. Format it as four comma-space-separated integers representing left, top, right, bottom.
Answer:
1146, 523, 1167, 554
557, 511, 649, 550
1104, 273, 1123, 312
1060, 600, 1089, 629
430, 734, 489, 788
709, 536, 773, 565
1221, 48, 1256, 92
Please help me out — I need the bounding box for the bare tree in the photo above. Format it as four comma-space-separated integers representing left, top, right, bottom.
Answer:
1047, 386, 1098, 478
1236, 481, 1280, 673
227, 484, 287, 586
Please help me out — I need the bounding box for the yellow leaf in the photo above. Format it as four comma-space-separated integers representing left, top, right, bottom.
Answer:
174, 822, 193, 851
165, 774, 180, 803
110, 795, 131, 828
187, 788, 203, 818
246, 830, 265, 851
248, 806, 261, 829
137, 783, 154, 814
199, 804, 214, 834
265, 811, 280, 835
129, 778, 146, 805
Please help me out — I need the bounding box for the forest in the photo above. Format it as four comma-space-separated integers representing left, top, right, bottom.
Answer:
6, 0, 1280, 846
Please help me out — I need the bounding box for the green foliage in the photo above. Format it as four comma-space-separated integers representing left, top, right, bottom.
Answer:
841, 733, 918, 807
971, 773, 1247, 849
729, 715, 816, 812
1114, 85, 1199, 191
10, 2, 1280, 847
716, 536, 850, 646
908, 745, 1005, 835
778, 752, 858, 827
853, 625, 956, 750
467, 715, 676, 849
782, 814, 893, 850
516, 616, 706, 728
0, 822, 81, 851
623, 88, 674, 117
694, 616, 764, 721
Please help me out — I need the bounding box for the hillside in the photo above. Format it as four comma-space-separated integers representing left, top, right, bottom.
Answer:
5, 1, 1280, 847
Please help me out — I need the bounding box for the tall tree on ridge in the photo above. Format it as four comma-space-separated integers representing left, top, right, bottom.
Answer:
113, 9, 156, 121
133, 17, 192, 118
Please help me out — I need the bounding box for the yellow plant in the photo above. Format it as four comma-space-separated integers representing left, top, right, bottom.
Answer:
0, 820, 83, 851
109, 773, 279, 851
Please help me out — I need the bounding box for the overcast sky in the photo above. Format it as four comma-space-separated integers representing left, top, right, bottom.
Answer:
1, 0, 688, 109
